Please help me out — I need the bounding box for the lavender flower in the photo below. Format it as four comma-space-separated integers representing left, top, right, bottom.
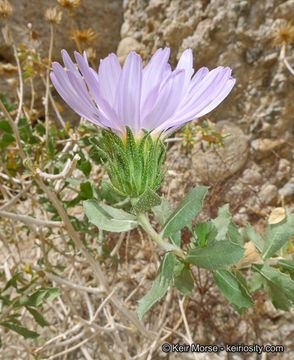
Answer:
50, 48, 235, 136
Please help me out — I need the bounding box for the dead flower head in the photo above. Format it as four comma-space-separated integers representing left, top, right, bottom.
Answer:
271, 20, 294, 46
69, 27, 98, 44
0, 0, 12, 19
57, 0, 81, 10
45, 6, 63, 25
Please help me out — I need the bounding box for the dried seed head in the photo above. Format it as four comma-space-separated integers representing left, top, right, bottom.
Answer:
45, 6, 63, 25
272, 20, 294, 46
57, 0, 81, 10
0, 0, 12, 19
69, 27, 98, 44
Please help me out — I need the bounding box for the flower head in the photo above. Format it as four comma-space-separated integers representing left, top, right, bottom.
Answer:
57, 0, 81, 10
45, 6, 63, 25
50, 48, 235, 137
0, 0, 12, 19
271, 20, 294, 46
69, 27, 98, 44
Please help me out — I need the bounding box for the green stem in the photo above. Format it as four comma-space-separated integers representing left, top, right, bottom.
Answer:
136, 213, 185, 259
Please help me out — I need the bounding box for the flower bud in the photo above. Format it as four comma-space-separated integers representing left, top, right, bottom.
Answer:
91, 127, 166, 199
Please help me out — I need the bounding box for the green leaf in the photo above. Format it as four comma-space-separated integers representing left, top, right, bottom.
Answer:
2, 271, 22, 291
170, 231, 181, 247
133, 187, 161, 213
0, 294, 10, 306
0, 321, 39, 339
212, 204, 231, 241
161, 186, 208, 238
213, 270, 254, 313
185, 240, 244, 270
84, 199, 137, 232
241, 223, 265, 252
174, 265, 194, 295
152, 198, 182, 247
266, 286, 292, 311
79, 181, 93, 199
0, 119, 12, 133
252, 264, 294, 310
262, 209, 294, 260
77, 159, 91, 177
99, 181, 123, 204
152, 197, 174, 226
0, 133, 15, 149
194, 221, 214, 247
227, 221, 243, 246
278, 259, 294, 271
89, 145, 105, 164
35, 122, 45, 136
137, 252, 175, 320
64, 177, 82, 186
15, 287, 60, 307
27, 307, 50, 327
42, 287, 60, 302
248, 272, 264, 293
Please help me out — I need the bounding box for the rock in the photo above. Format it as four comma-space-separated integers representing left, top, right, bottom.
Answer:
259, 184, 278, 205
242, 168, 262, 185
275, 159, 292, 185
275, 0, 294, 21
251, 138, 285, 155
191, 121, 248, 184
262, 53, 278, 67
163, 21, 194, 46
245, 47, 262, 64
279, 180, 294, 201
116, 36, 145, 63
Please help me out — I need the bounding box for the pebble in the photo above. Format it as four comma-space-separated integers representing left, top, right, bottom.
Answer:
242, 168, 262, 185
279, 180, 294, 201
251, 138, 284, 154
192, 121, 248, 184
259, 184, 278, 205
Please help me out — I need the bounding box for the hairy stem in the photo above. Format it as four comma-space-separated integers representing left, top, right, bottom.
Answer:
45, 23, 54, 148
136, 213, 185, 259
